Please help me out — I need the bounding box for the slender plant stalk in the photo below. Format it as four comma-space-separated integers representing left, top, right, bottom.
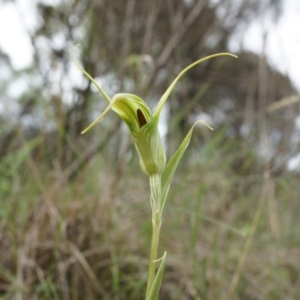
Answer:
146, 175, 163, 298
146, 211, 161, 299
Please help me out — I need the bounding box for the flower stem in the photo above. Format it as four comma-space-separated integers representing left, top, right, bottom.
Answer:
146, 175, 163, 298
145, 210, 161, 299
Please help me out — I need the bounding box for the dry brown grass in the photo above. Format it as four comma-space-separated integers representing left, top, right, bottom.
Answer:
1, 144, 300, 299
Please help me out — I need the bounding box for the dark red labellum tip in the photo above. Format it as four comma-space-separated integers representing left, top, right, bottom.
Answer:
137, 109, 147, 128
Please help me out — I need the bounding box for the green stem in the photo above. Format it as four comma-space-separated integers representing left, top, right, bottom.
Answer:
146, 174, 162, 299
145, 211, 161, 299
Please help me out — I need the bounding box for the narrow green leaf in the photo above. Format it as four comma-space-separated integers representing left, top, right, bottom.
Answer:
146, 252, 167, 300
161, 121, 213, 209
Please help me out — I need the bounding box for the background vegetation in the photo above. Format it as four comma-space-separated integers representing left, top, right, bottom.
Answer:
0, 0, 299, 299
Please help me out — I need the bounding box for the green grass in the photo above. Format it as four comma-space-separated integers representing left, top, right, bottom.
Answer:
0, 127, 299, 299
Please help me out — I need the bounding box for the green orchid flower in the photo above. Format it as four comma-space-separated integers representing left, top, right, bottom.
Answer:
73, 45, 235, 178
73, 45, 237, 300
